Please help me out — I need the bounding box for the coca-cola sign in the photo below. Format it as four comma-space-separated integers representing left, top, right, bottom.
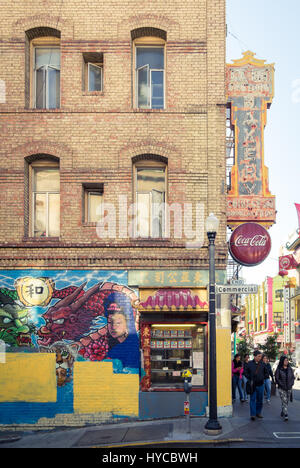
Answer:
229, 222, 271, 266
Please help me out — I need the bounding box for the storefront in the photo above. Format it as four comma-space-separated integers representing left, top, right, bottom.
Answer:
134, 279, 212, 418
126, 269, 232, 419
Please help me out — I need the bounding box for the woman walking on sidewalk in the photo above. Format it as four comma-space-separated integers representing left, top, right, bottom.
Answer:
232, 354, 245, 403
263, 355, 275, 404
275, 355, 295, 421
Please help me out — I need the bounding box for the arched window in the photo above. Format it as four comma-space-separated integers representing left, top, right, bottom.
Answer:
132, 28, 166, 110
133, 155, 167, 238
25, 155, 60, 237
25, 28, 61, 109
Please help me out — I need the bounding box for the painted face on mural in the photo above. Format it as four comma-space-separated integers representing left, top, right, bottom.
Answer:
0, 304, 35, 346
107, 306, 128, 342
38, 306, 78, 346
55, 347, 75, 386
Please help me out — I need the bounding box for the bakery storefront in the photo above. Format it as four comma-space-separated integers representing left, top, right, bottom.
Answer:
138, 286, 209, 419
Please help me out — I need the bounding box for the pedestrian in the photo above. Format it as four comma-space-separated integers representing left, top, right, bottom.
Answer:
275, 355, 295, 421
262, 354, 275, 404
232, 353, 245, 403
242, 354, 250, 402
244, 350, 269, 421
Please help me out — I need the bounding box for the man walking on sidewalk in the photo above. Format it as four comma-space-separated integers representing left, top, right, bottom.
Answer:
245, 350, 269, 421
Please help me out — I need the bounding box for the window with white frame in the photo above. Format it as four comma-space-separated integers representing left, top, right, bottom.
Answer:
135, 163, 166, 238
31, 163, 60, 237
83, 184, 103, 223
136, 46, 164, 109
88, 63, 103, 92
34, 46, 60, 109
82, 53, 103, 92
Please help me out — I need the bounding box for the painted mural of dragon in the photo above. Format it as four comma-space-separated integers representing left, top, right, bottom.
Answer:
37, 282, 139, 361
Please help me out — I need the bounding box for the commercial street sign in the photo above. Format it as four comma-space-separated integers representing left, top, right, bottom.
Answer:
216, 284, 258, 294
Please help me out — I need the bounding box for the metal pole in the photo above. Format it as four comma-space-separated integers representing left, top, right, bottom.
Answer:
186, 393, 191, 434
204, 232, 222, 434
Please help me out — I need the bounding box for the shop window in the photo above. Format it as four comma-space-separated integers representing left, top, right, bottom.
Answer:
30, 159, 60, 237
275, 289, 284, 302
149, 324, 206, 388
133, 159, 166, 238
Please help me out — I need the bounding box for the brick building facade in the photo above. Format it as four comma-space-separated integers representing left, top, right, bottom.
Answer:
0, 0, 231, 427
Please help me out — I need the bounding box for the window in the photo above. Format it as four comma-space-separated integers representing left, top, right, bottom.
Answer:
134, 161, 166, 238
88, 63, 102, 91
33, 45, 60, 109
150, 324, 206, 388
30, 160, 60, 237
135, 45, 165, 109
83, 53, 103, 92
83, 184, 103, 223
275, 289, 284, 302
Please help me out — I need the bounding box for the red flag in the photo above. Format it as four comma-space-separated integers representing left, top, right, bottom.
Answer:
295, 203, 300, 232
279, 254, 299, 271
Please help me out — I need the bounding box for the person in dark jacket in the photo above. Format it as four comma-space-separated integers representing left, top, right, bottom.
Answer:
244, 350, 269, 421
262, 354, 275, 404
275, 355, 295, 421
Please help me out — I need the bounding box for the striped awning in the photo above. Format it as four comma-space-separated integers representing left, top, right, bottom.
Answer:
139, 288, 208, 312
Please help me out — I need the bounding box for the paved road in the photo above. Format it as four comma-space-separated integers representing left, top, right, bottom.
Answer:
1, 383, 300, 450
293, 379, 300, 398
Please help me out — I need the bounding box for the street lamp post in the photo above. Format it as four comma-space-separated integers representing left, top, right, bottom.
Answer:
204, 213, 222, 435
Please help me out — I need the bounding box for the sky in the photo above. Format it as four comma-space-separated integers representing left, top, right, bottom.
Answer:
226, 0, 300, 285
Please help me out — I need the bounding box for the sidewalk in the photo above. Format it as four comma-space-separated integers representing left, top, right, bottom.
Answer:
0, 393, 300, 448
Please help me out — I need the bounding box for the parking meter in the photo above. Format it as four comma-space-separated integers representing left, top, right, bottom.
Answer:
182, 369, 193, 393
182, 369, 192, 433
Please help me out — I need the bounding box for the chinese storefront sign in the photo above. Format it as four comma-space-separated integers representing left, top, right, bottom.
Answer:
226, 51, 276, 229
128, 270, 226, 288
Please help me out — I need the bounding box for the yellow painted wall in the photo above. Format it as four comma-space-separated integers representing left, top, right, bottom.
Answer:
73, 361, 139, 416
216, 328, 232, 407
0, 353, 56, 402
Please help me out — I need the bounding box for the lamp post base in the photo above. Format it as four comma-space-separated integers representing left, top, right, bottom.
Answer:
204, 419, 222, 436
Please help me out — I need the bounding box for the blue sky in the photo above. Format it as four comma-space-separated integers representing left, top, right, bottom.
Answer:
226, 0, 300, 284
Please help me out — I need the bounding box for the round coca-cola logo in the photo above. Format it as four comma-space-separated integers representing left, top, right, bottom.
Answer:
229, 222, 271, 266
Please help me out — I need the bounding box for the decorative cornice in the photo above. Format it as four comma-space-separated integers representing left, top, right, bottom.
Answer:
228, 50, 274, 68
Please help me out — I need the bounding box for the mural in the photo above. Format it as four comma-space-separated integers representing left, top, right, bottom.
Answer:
0, 271, 140, 387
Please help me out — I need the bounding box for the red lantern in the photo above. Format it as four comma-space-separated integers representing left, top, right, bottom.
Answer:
279, 269, 288, 277
283, 323, 288, 327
